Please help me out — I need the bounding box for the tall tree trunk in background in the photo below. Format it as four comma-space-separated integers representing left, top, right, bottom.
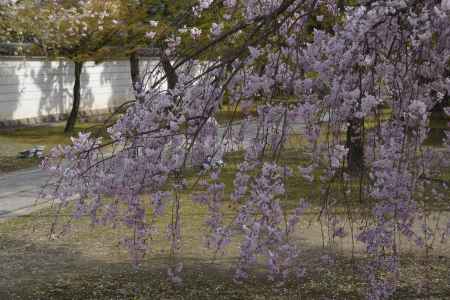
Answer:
428, 93, 449, 145
337, 0, 345, 12
64, 61, 83, 134
160, 53, 178, 90
428, 69, 449, 144
129, 51, 141, 97
430, 70, 450, 120
346, 117, 364, 175
430, 94, 449, 119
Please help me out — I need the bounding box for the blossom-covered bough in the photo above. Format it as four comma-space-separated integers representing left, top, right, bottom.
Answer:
42, 0, 449, 298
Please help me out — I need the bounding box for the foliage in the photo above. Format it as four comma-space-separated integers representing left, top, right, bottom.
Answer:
0, 0, 18, 46
14, 0, 121, 62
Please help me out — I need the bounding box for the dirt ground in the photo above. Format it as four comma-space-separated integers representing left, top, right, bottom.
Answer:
0, 201, 448, 300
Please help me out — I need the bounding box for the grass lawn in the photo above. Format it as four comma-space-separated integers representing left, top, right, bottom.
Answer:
0, 104, 247, 174
0, 148, 449, 299
0, 108, 448, 298
1, 105, 446, 173
0, 196, 448, 299
215, 103, 256, 125
0, 121, 109, 174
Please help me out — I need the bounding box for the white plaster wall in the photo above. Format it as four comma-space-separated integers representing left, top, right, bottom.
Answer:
0, 58, 158, 121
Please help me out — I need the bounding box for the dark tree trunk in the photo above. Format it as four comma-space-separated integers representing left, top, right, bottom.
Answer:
64, 61, 83, 134
129, 51, 141, 94
430, 94, 449, 120
160, 53, 178, 90
428, 93, 449, 145
337, 0, 345, 13
346, 117, 364, 174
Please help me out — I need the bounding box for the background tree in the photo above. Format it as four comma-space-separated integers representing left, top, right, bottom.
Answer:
107, 0, 153, 96
109, 0, 222, 100
0, 0, 19, 53
16, 0, 123, 133
0, 1, 11, 42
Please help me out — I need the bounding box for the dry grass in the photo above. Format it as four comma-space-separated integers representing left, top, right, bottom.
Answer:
0, 185, 448, 300
0, 110, 448, 298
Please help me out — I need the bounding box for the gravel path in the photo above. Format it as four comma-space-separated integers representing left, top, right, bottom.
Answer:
0, 168, 52, 220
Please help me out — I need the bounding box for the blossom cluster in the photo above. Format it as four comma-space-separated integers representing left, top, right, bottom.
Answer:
41, 1, 450, 298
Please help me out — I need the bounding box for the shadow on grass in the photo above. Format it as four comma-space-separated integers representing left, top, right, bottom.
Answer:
0, 235, 280, 299
1, 232, 449, 300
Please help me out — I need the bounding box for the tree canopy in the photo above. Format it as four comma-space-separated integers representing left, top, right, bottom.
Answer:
34, 1, 450, 299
